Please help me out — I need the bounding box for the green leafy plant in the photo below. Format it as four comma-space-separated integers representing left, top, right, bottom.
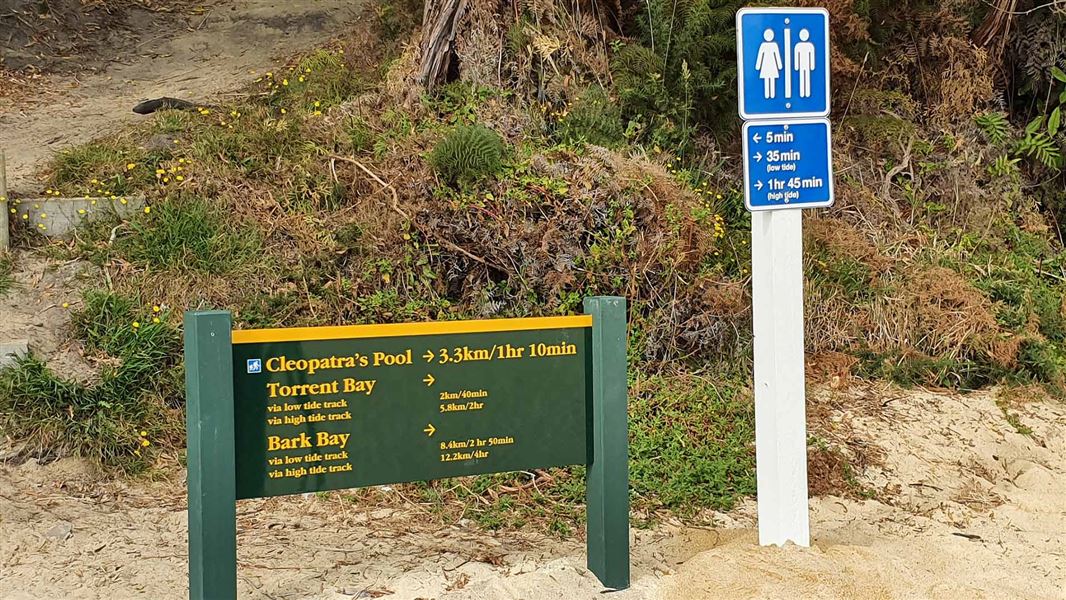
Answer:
975, 112, 1010, 145
631, 0, 741, 132
1016, 66, 1066, 168
428, 124, 505, 185
555, 86, 625, 147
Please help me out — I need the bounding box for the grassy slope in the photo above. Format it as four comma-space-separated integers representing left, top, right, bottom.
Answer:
1, 8, 1063, 531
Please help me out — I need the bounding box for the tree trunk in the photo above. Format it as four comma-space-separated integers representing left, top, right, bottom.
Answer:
417, 0, 470, 91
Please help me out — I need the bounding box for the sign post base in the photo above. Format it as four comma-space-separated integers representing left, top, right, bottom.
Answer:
584, 297, 630, 589
751, 210, 810, 547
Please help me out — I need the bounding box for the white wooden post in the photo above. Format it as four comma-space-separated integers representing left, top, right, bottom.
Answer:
751, 209, 810, 546
1, 149, 9, 251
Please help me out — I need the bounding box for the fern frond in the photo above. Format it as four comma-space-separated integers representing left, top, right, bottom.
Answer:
974, 112, 1010, 145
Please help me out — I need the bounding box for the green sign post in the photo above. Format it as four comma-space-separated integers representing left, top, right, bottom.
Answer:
185, 297, 629, 598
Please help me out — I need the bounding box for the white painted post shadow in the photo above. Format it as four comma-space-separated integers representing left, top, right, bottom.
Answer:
750, 209, 810, 546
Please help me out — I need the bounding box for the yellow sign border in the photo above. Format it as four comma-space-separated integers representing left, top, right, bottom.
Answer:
231, 315, 593, 345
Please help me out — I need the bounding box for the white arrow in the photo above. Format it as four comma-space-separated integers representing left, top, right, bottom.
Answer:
754, 152, 763, 163
754, 180, 764, 191
752, 133, 762, 144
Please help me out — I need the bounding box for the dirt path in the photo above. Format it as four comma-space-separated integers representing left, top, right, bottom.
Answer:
0, 0, 367, 193
2, 380, 1062, 599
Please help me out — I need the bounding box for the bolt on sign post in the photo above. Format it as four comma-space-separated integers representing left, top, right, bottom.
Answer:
736, 6, 834, 547
184, 297, 630, 599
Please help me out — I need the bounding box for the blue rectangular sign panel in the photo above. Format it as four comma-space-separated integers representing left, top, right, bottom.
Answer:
742, 118, 834, 211
736, 7, 830, 120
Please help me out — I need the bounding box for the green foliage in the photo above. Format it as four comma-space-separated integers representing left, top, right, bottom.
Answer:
555, 86, 625, 147
0, 253, 13, 297
855, 351, 1001, 391
0, 290, 181, 471
347, 116, 374, 153
1017, 124, 1062, 168
267, 50, 366, 111
630, 0, 742, 133
629, 375, 755, 514
71, 291, 179, 359
187, 106, 306, 176
995, 397, 1034, 436
114, 196, 261, 274
49, 139, 172, 196
428, 124, 506, 185
975, 110, 1063, 171
428, 82, 498, 125
52, 141, 134, 188
988, 154, 1020, 178
609, 44, 694, 150
975, 112, 1010, 145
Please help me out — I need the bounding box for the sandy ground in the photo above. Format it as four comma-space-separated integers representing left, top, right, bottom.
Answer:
0, 0, 367, 193
1, 371, 1062, 599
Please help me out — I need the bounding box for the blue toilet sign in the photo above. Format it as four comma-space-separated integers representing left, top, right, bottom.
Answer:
736, 7, 830, 120
742, 118, 834, 211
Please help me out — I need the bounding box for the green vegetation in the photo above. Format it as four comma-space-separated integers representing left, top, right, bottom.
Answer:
429, 124, 506, 186
116, 196, 261, 274
629, 375, 754, 514
0, 253, 13, 296
0, 290, 181, 471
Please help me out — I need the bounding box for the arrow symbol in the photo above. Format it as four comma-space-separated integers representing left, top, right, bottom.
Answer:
754, 152, 763, 163
752, 133, 762, 144
754, 181, 764, 191
422, 349, 435, 362
423, 373, 435, 386
424, 423, 436, 437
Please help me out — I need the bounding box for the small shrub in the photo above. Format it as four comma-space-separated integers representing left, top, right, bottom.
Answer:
428, 124, 505, 185
1018, 339, 1066, 390
555, 86, 625, 148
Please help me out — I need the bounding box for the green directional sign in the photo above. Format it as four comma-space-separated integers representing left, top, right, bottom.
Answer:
229, 318, 591, 499
185, 301, 630, 599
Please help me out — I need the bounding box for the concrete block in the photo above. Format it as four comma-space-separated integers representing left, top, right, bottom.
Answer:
0, 340, 29, 369
7, 196, 145, 237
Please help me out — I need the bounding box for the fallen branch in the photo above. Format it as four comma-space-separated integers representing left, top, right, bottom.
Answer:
330, 155, 510, 273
